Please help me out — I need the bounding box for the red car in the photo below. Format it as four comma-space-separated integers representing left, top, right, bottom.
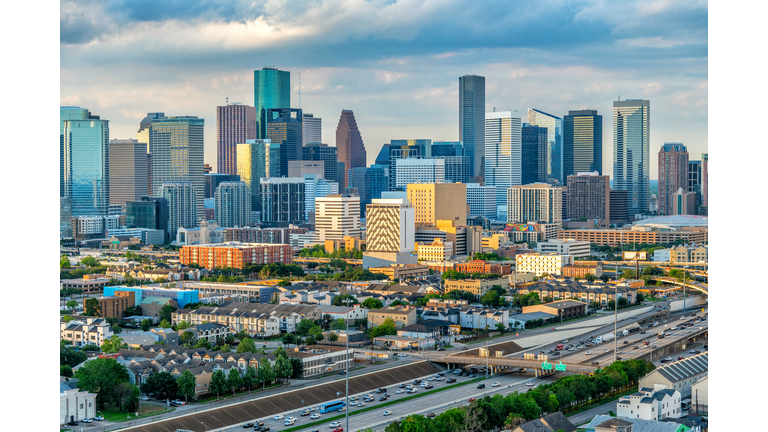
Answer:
468, 398, 476, 402
333, 429, 344, 432
678, 356, 684, 360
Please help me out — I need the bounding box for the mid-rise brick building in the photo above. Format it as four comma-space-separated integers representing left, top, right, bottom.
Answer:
454, 260, 512, 275
180, 242, 293, 269
97, 291, 136, 319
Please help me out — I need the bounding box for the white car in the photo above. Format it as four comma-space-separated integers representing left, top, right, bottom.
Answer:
384, 411, 392, 416
436, 377, 444, 381
311, 414, 320, 419
428, 377, 435, 381
407, 389, 417, 393
357, 402, 365, 407
273, 415, 284, 420
81, 418, 92, 423
349, 401, 358, 406
330, 422, 341, 428
141, 395, 150, 401
526, 382, 534, 386
586, 351, 592, 355
405, 385, 413, 389
492, 382, 500, 387
396, 389, 404, 394
284, 420, 296, 426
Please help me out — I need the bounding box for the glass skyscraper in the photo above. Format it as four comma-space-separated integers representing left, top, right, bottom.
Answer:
388, 139, 431, 191
60, 106, 92, 198
563, 109, 602, 177
521, 124, 548, 184
431, 141, 463, 157
303, 143, 340, 185
266, 108, 303, 177
254, 67, 290, 139
62, 109, 110, 216
460, 75, 485, 181
612, 99, 650, 216
348, 165, 388, 217
237, 139, 281, 212
485, 111, 522, 211
527, 108, 563, 184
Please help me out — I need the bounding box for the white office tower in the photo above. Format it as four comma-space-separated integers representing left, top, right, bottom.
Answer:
362, 193, 417, 268
395, 158, 446, 189
507, 183, 563, 224
302, 113, 322, 146
304, 174, 340, 224
214, 181, 252, 228
485, 111, 522, 211
158, 182, 198, 239
466, 183, 498, 219
315, 194, 361, 242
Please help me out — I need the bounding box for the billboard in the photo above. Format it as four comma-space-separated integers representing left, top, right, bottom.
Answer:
504, 223, 541, 232
623, 251, 647, 260
450, 325, 461, 334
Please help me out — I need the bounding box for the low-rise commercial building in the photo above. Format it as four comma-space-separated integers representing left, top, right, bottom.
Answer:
417, 238, 453, 261
561, 263, 603, 278
537, 239, 591, 258
60, 382, 96, 426
286, 345, 353, 377
97, 290, 136, 319
522, 299, 587, 320
60, 278, 110, 295
367, 305, 418, 328
558, 226, 708, 246
454, 260, 512, 275
139, 297, 179, 318
515, 253, 573, 276
103, 286, 199, 308
639, 352, 708, 399
369, 264, 430, 281
444, 277, 509, 298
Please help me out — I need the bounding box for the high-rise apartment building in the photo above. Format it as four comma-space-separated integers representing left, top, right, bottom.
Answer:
466, 183, 497, 219
507, 183, 562, 224
204, 173, 240, 199
688, 160, 701, 193
347, 165, 389, 217
150, 116, 205, 222
336, 110, 367, 187
485, 111, 522, 211
459, 75, 486, 181
62, 108, 110, 216
214, 182, 251, 228
260, 177, 306, 225
302, 113, 322, 146
406, 183, 467, 228
265, 108, 303, 177
566, 172, 610, 222
672, 187, 697, 215
109, 139, 148, 212
521, 124, 548, 184
126, 196, 169, 240
315, 194, 361, 242
216, 104, 257, 175
304, 174, 339, 224
527, 109, 563, 184
303, 143, 340, 185
137, 113, 165, 195
612, 99, 650, 216
363, 195, 417, 268
658, 142, 689, 216
395, 159, 445, 189
158, 182, 198, 239
563, 109, 602, 177
254, 67, 290, 139
237, 139, 280, 212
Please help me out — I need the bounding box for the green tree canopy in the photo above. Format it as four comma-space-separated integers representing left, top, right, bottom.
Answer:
176, 320, 191, 330
227, 367, 243, 396
194, 338, 212, 350
74, 357, 131, 410
80, 256, 101, 268
332, 293, 358, 306
159, 304, 177, 322
141, 319, 153, 331
274, 355, 293, 382
243, 365, 258, 392
84, 298, 100, 316
101, 335, 126, 354
61, 256, 72, 269
209, 369, 227, 399
145, 371, 177, 399
370, 317, 398, 337
257, 360, 276, 388
176, 369, 196, 401
236, 337, 257, 353
362, 298, 384, 310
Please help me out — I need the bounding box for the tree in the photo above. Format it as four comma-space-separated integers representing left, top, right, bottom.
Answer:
257, 360, 276, 389
332, 318, 347, 331
60, 345, 87, 368
81, 344, 100, 352
542, 295, 554, 303
296, 319, 316, 336
243, 365, 258, 393
584, 273, 596, 282
74, 357, 131, 410
362, 298, 384, 310
617, 297, 629, 309
159, 319, 172, 329
60, 365, 74, 377
332, 293, 357, 307
159, 304, 177, 322
176, 321, 191, 330
81, 256, 101, 268
101, 335, 126, 354
370, 317, 398, 337
180, 331, 195, 345
481, 290, 501, 308
289, 357, 303, 378
636, 293, 645, 303
495, 322, 506, 334
141, 319, 153, 331
176, 370, 196, 402
236, 337, 257, 353
227, 368, 243, 396
194, 338, 212, 350
328, 332, 339, 345
209, 369, 227, 400
61, 256, 72, 269
589, 301, 602, 309
65, 300, 78, 310
607, 300, 616, 310
84, 298, 101, 316
145, 371, 177, 400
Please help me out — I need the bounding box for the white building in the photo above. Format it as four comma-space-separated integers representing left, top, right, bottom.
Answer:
467, 183, 497, 219
485, 111, 522, 211
214, 181, 251, 228
363, 193, 417, 268
515, 252, 573, 276
73, 215, 120, 237
60, 382, 97, 426
290, 231, 322, 249
460, 308, 509, 329
106, 227, 165, 245
60, 317, 114, 347
617, 383, 682, 421
177, 220, 225, 246
315, 194, 361, 242
653, 248, 671, 262
507, 183, 563, 224
302, 113, 322, 146
159, 182, 198, 239
395, 158, 445, 189
537, 238, 591, 258
316, 305, 368, 323
304, 174, 339, 223
417, 239, 453, 261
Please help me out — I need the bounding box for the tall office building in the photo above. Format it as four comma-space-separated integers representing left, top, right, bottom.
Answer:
60, 198, 73, 238
237, 139, 280, 212
406, 183, 467, 228
302, 113, 322, 145
109, 139, 148, 212
214, 181, 251, 228
265, 108, 303, 177
303, 143, 339, 184
288, 161, 325, 179
395, 159, 445, 188
375, 144, 391, 166
127, 196, 170, 240
431, 141, 463, 157
701, 153, 708, 208
137, 113, 166, 195
254, 67, 290, 139
216, 104, 257, 175
388, 139, 431, 190
566, 172, 610, 222
563, 110, 602, 177
688, 160, 701, 193
158, 182, 198, 239
507, 183, 562, 224
609, 190, 629, 225
363, 195, 417, 268
347, 165, 388, 217
485, 111, 522, 211
658, 142, 689, 216
260, 177, 306, 225
521, 124, 548, 184
150, 116, 204, 222
336, 110, 367, 187
466, 183, 497, 219
204, 173, 240, 199
60, 106, 91, 198
304, 174, 339, 224
459, 75, 486, 181
427, 156, 470, 184
315, 194, 361, 242
62, 109, 110, 216
613, 99, 650, 216
527, 109, 563, 184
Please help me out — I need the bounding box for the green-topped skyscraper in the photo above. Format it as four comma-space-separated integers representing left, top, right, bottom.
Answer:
254, 67, 290, 139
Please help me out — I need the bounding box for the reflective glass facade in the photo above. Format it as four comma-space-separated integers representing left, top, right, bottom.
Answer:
126, 197, 169, 240
237, 140, 281, 212
388, 139, 431, 191
303, 143, 339, 185
522, 125, 548, 184
431, 141, 463, 157
563, 109, 602, 177
63, 116, 110, 216
612, 100, 650, 216
485, 112, 522, 210
266, 108, 303, 177
348, 165, 388, 217
254, 68, 290, 139
460, 75, 486, 181
527, 109, 563, 184
60, 107, 90, 198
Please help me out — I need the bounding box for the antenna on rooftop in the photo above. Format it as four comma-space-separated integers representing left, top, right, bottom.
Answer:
298, 72, 301, 109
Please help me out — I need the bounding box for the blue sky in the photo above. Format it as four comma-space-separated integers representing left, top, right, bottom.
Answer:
60, 0, 708, 177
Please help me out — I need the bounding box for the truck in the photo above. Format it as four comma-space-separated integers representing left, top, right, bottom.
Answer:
555, 344, 564, 350
622, 329, 629, 336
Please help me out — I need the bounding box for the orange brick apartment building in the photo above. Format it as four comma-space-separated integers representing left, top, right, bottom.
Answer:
180, 242, 293, 269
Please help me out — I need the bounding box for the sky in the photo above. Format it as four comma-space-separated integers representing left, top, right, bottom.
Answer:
60, 0, 708, 178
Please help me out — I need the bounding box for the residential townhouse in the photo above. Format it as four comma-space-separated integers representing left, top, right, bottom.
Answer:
173, 302, 320, 337
460, 307, 509, 330
516, 280, 638, 306
368, 305, 418, 328
639, 352, 708, 399
186, 323, 231, 343
60, 317, 114, 347
617, 384, 682, 421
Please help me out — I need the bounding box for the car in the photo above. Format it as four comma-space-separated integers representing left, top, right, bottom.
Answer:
407, 389, 417, 393
384, 411, 392, 416
273, 415, 284, 420
568, 347, 574, 351
262, 428, 271, 432
244, 423, 254, 428
311, 414, 321, 419
436, 377, 444, 381
526, 382, 534, 386
694, 350, 701, 354
339, 371, 346, 375
399, 383, 406, 388
603, 348, 608, 353
358, 402, 365, 407
640, 331, 646, 334
396, 389, 404, 394
703, 344, 708, 349
428, 377, 435, 381
333, 429, 344, 432
447, 378, 456, 383
623, 340, 629, 344
591, 361, 599, 365
329, 422, 341, 428
616, 356, 622, 360
67, 421, 79, 426
285, 420, 296, 426
562, 339, 568, 343
413, 379, 420, 384
685, 330, 691, 333
141, 395, 150, 401
93, 416, 104, 421
424, 385, 433, 389
438, 348, 446, 351
551, 351, 559, 356
379, 396, 387, 401
633, 345, 638, 350
427, 412, 436, 418
81, 418, 93, 423
678, 356, 684, 360
468, 398, 476, 402
632, 316, 636, 319
302, 411, 311, 416
477, 384, 485, 389
286, 417, 296, 421
492, 382, 500, 387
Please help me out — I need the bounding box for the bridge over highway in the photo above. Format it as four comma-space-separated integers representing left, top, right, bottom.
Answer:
646, 276, 708, 294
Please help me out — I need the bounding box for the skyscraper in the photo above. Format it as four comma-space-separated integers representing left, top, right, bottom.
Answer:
150, 116, 205, 222
137, 113, 166, 195
302, 113, 322, 145
658, 142, 689, 215
109, 138, 148, 212
466, 183, 497, 219
336, 110, 367, 187
431, 141, 463, 157
126, 196, 169, 240
266, 108, 303, 177
387, 139, 431, 191
204, 173, 240, 199
459, 75, 486, 181
216, 103, 257, 175
563, 109, 602, 177
485, 111, 522, 211
260, 177, 306, 225
237, 139, 280, 212
527, 109, 563, 184
347, 165, 388, 217
427, 156, 470, 184
254, 67, 290, 139
363, 195, 417, 268
566, 172, 610, 222
62, 109, 110, 216
158, 182, 198, 239
395, 159, 445, 189
612, 99, 650, 216
406, 183, 467, 228
521, 124, 548, 184
701, 153, 708, 209
214, 181, 251, 228
507, 183, 562, 224
60, 106, 91, 198
304, 174, 339, 224
303, 143, 340, 185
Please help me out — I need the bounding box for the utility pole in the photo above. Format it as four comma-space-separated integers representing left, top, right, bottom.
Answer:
342, 298, 352, 432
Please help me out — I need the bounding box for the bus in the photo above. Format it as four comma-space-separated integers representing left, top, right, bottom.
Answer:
320, 401, 346, 413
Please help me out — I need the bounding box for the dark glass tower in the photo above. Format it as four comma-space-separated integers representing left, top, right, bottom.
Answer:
204, 173, 241, 199
254, 67, 290, 139
302, 143, 339, 185
563, 109, 602, 177
126, 196, 170, 240
266, 108, 303, 177
347, 165, 388, 217
460, 75, 485, 181
527, 108, 563, 184
521, 124, 548, 184
62, 109, 110, 216
613, 99, 650, 216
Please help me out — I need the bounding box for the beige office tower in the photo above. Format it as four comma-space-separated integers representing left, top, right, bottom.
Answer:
315, 194, 361, 242
109, 139, 148, 212
507, 183, 562, 224
362, 194, 417, 268
406, 183, 467, 228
